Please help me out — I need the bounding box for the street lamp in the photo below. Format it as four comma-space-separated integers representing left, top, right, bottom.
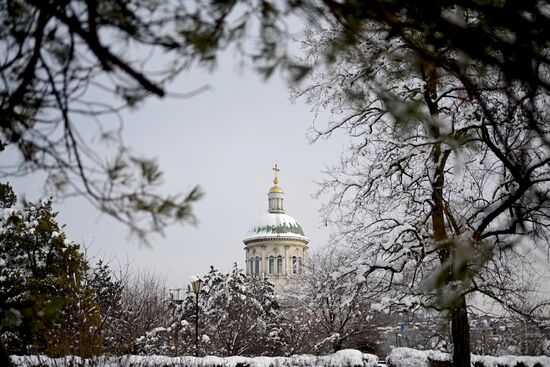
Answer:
191, 278, 203, 357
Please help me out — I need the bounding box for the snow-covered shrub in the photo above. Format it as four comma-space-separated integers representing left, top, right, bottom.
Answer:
11, 349, 379, 367
386, 348, 450, 367
134, 319, 195, 356
386, 348, 550, 367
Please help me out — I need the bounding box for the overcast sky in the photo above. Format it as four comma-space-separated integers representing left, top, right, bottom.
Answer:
5, 45, 350, 290
7, 22, 548, 300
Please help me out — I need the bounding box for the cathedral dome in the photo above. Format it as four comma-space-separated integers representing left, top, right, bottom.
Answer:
243, 164, 309, 245
243, 165, 310, 287
243, 212, 309, 243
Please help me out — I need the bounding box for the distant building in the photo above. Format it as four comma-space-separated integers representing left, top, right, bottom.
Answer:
243, 165, 309, 289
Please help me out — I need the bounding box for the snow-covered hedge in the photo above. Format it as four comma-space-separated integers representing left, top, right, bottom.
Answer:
12, 349, 378, 367
386, 347, 550, 367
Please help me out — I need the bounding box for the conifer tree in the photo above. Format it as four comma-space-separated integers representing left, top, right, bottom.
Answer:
0, 182, 100, 357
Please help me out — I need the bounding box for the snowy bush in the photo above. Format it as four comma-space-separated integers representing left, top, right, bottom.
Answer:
134, 320, 195, 356
386, 347, 550, 367
386, 347, 450, 367
11, 349, 379, 367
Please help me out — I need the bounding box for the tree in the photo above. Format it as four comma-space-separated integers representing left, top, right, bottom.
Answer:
294, 24, 550, 366
192, 265, 281, 356
134, 307, 195, 356
0, 182, 101, 357
272, 302, 317, 356
86, 260, 125, 354
0, 0, 212, 241
134, 265, 284, 357
284, 247, 386, 355
105, 270, 171, 355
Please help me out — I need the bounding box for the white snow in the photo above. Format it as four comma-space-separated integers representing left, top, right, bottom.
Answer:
11, 350, 378, 367
387, 347, 550, 367
190, 275, 200, 282
0, 208, 16, 221
244, 212, 309, 242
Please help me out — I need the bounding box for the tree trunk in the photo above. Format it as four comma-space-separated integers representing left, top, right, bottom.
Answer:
0, 339, 11, 367
433, 157, 472, 367
423, 64, 472, 367
334, 339, 343, 352
451, 294, 471, 367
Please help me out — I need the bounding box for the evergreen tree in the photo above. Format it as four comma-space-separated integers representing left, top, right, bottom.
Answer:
0, 182, 100, 357
198, 265, 281, 356
135, 265, 283, 357
86, 260, 124, 353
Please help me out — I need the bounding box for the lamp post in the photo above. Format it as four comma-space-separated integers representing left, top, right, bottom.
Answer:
191, 278, 203, 357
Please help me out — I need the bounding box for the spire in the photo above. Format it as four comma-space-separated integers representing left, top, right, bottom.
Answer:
268, 164, 284, 213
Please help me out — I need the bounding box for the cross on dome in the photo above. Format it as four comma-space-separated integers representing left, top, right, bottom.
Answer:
269, 164, 283, 194
272, 164, 280, 185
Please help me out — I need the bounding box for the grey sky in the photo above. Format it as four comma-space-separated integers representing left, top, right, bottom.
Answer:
5, 50, 347, 289
4, 43, 550, 303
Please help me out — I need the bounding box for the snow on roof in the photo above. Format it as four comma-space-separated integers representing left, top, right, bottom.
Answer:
243, 212, 309, 243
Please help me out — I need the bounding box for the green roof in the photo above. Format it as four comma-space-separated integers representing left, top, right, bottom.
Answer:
253, 222, 305, 236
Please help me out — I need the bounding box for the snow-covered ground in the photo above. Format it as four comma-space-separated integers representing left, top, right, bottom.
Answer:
387, 347, 550, 367
13, 348, 550, 367
11, 349, 378, 367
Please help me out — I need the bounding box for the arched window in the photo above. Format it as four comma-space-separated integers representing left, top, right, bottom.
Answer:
292, 256, 298, 274
268, 256, 275, 274
298, 257, 303, 274
254, 256, 260, 276
277, 255, 283, 274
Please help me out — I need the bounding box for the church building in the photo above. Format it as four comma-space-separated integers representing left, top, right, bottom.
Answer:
243, 165, 309, 289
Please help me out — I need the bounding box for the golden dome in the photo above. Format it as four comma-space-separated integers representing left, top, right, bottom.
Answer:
269, 185, 284, 193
